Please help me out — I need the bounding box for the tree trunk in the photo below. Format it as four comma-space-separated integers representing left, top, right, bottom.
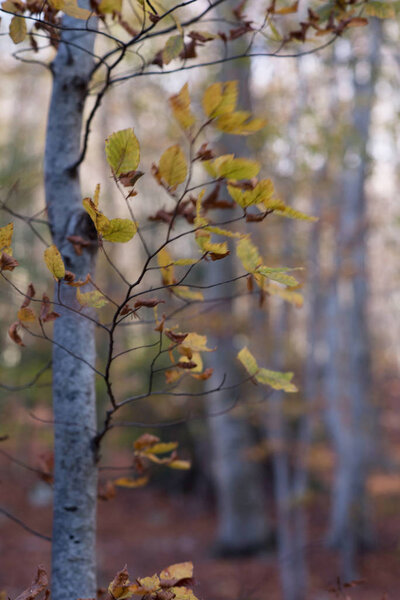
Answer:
206, 22, 270, 553
324, 20, 382, 579
44, 9, 98, 600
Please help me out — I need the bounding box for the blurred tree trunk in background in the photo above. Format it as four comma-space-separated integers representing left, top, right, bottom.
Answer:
206, 11, 270, 554
263, 59, 310, 600
324, 20, 382, 579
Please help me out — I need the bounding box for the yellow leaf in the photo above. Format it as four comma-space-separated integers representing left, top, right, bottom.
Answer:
82, 197, 110, 234
105, 128, 140, 176
159, 145, 187, 187
61, 0, 91, 19
114, 476, 149, 488
44, 245, 65, 280
98, 0, 121, 13
159, 562, 193, 582
204, 155, 260, 181
256, 266, 300, 287
228, 179, 275, 208
135, 575, 160, 594
162, 34, 184, 64
202, 81, 238, 118
364, 1, 395, 18
173, 258, 198, 266
77, 288, 108, 309
266, 283, 304, 308
143, 442, 178, 454
216, 111, 266, 135
181, 333, 213, 353
157, 247, 175, 285
173, 286, 204, 301
236, 237, 262, 273
237, 346, 258, 377
256, 368, 297, 393
17, 307, 36, 323
165, 369, 183, 384
167, 460, 191, 470
102, 218, 137, 243
169, 83, 196, 130
269, 199, 317, 221
0, 223, 13, 253
170, 587, 199, 600
9, 15, 26, 44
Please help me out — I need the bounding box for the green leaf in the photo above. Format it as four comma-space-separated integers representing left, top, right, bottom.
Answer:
102, 218, 137, 243
162, 34, 184, 64
256, 368, 297, 392
159, 145, 187, 187
105, 128, 140, 176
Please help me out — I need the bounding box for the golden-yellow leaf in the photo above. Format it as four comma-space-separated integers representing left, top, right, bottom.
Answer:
0, 222, 13, 253
159, 562, 193, 582
173, 286, 204, 301
98, 0, 121, 13
114, 476, 149, 488
157, 247, 175, 285
167, 460, 191, 470
9, 15, 26, 44
202, 81, 238, 118
159, 145, 187, 187
169, 83, 196, 130
17, 307, 36, 323
44, 245, 65, 280
216, 111, 266, 135
181, 333, 213, 353
77, 288, 108, 309
237, 346, 258, 377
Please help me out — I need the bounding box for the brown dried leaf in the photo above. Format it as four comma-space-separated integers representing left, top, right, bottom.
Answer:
15, 566, 48, 600
8, 321, 25, 346
0, 252, 19, 271
134, 433, 160, 451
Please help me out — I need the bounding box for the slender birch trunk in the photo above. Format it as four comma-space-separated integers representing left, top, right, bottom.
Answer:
44, 9, 98, 600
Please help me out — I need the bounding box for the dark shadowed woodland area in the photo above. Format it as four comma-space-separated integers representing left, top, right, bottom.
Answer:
1, 2, 400, 599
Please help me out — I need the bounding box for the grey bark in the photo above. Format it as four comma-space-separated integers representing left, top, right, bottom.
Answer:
324, 21, 382, 579
44, 8, 98, 600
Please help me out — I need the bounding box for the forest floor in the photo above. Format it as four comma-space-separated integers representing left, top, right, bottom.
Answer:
1, 443, 400, 600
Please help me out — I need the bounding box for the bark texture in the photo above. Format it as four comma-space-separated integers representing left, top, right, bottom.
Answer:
44, 9, 98, 600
